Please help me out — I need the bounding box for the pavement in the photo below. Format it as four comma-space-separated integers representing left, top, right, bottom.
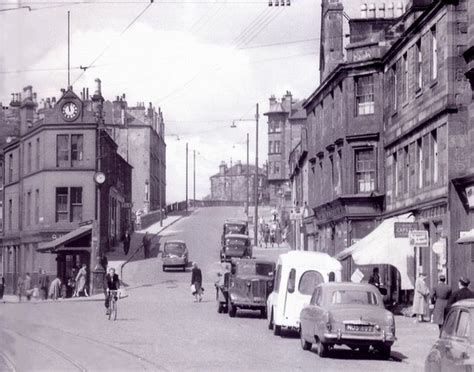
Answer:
0, 206, 439, 371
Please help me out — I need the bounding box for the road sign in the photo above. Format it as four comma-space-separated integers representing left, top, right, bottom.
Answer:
394, 222, 418, 238
409, 230, 429, 247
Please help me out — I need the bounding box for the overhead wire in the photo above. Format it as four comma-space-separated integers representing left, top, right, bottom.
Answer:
71, 1, 153, 85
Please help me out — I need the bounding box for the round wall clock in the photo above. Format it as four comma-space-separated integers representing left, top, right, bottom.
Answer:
61, 101, 80, 121
94, 171, 106, 185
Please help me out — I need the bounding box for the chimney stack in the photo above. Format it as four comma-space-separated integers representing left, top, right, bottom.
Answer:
387, 2, 394, 18
219, 161, 227, 176
360, 3, 367, 18
20, 85, 37, 134
378, 3, 385, 18
368, 3, 376, 18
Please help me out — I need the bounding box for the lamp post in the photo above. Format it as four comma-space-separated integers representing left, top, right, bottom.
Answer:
230, 104, 259, 245
185, 142, 188, 213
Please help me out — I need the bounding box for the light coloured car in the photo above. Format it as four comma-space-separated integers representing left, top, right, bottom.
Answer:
162, 240, 188, 272
266, 251, 342, 336
300, 282, 396, 359
425, 299, 474, 371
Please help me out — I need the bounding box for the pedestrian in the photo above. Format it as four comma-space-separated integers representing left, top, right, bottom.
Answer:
0, 275, 5, 301
24, 273, 32, 301
446, 277, 474, 311
263, 225, 270, 248
368, 267, 381, 289
100, 254, 108, 271
49, 276, 61, 300
413, 272, 430, 322
17, 275, 24, 302
142, 232, 151, 259
269, 226, 276, 248
430, 275, 451, 332
122, 230, 131, 256
191, 262, 203, 302
75, 264, 89, 297
38, 269, 49, 300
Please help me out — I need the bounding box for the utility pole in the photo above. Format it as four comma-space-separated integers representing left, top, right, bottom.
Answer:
246, 132, 249, 216
254, 103, 259, 246
193, 150, 196, 203
186, 142, 188, 213
230, 157, 233, 202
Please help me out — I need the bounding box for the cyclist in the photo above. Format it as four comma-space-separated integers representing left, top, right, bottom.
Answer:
105, 267, 120, 315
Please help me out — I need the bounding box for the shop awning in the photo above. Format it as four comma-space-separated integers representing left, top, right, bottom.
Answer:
456, 229, 474, 244
37, 225, 92, 253
336, 214, 415, 290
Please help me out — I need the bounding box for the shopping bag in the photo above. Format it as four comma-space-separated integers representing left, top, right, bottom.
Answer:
118, 287, 128, 299
190, 284, 196, 294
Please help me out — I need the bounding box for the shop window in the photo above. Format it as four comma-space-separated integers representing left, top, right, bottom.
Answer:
355, 148, 375, 193
355, 75, 375, 116
287, 268, 296, 293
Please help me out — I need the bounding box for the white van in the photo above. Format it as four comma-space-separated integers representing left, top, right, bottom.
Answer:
266, 251, 342, 335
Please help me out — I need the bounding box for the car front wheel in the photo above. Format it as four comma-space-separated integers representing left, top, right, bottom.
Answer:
228, 302, 237, 318
317, 339, 329, 358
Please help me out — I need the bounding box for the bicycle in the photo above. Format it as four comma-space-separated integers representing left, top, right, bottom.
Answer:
106, 290, 119, 321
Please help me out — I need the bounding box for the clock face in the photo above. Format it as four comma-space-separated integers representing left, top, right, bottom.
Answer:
61, 101, 79, 121
94, 172, 106, 184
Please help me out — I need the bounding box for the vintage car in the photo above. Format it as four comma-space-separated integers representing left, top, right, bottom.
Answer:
267, 251, 342, 336
299, 282, 396, 359
220, 234, 252, 262
425, 299, 474, 372
221, 219, 249, 245
215, 258, 275, 318
161, 240, 188, 272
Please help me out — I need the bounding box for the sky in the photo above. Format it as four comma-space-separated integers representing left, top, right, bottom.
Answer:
0, 0, 370, 202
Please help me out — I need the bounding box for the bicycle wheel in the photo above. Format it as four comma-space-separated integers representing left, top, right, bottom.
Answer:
112, 298, 117, 321
108, 299, 113, 320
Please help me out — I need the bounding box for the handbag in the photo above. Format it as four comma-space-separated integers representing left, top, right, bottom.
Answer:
190, 284, 196, 294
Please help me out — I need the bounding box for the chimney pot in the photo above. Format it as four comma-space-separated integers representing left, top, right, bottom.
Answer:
94, 78, 102, 97
387, 2, 394, 17
378, 3, 385, 18
23, 85, 33, 100
360, 3, 367, 18
368, 3, 376, 18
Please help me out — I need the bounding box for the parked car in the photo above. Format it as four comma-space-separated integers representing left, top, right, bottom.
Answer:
162, 240, 188, 271
299, 282, 396, 359
425, 299, 474, 371
220, 234, 252, 262
221, 219, 249, 245
266, 251, 342, 336
215, 258, 275, 318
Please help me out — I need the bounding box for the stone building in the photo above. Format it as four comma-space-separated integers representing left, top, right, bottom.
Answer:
101, 97, 166, 215
298, 0, 474, 299
264, 91, 306, 220
210, 161, 266, 203
0, 83, 132, 295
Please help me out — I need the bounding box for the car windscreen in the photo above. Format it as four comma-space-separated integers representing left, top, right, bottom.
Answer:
225, 238, 247, 247
236, 263, 273, 276
164, 244, 186, 255
331, 290, 379, 305
225, 224, 246, 234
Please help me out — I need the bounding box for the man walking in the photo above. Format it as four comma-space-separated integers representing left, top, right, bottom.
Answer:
142, 232, 151, 259
413, 272, 429, 322
446, 277, 474, 310
24, 273, 32, 301
122, 230, 131, 255
38, 269, 49, 300
430, 275, 451, 331
191, 262, 203, 302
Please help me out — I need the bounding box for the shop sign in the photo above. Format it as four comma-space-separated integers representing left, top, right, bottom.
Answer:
394, 222, 418, 238
290, 207, 302, 220
409, 230, 429, 247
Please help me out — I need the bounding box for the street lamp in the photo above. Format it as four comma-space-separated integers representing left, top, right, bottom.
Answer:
231, 104, 260, 245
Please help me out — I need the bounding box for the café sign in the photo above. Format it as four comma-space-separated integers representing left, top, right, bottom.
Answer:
394, 222, 418, 238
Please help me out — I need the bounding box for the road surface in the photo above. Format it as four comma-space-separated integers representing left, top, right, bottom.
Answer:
0, 207, 438, 371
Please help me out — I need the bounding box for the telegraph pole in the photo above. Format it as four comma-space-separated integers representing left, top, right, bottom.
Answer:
246, 132, 249, 216
254, 103, 259, 246
193, 150, 196, 203
186, 142, 189, 213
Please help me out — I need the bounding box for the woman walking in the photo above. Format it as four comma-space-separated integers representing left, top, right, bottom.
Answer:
75, 264, 89, 297
191, 262, 203, 302
413, 272, 430, 322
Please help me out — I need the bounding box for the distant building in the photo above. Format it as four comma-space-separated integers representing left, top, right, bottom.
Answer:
101, 97, 166, 215
264, 91, 306, 221
210, 161, 266, 203
0, 83, 132, 295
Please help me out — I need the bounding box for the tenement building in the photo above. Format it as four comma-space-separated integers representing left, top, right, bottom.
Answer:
264, 91, 306, 222
1, 83, 132, 295
298, 0, 474, 300
210, 161, 266, 203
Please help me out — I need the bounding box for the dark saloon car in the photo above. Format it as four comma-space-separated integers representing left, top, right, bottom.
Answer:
220, 234, 252, 262
221, 219, 249, 245
425, 299, 474, 372
300, 282, 396, 359
216, 258, 275, 318
162, 240, 188, 271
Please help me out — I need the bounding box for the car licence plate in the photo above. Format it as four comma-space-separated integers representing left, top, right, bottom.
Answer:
345, 324, 374, 332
